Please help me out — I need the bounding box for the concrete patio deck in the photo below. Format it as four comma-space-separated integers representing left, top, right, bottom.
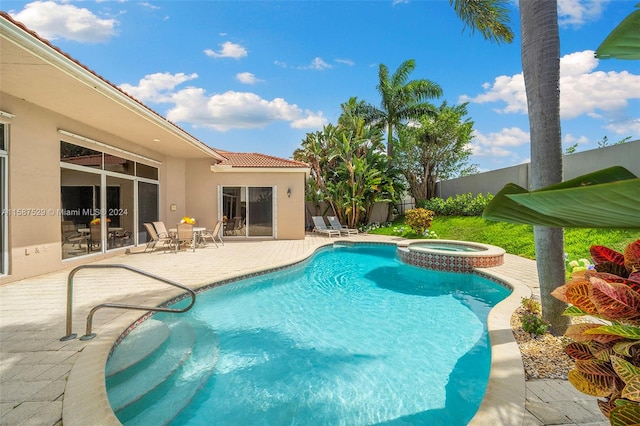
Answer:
0, 233, 607, 425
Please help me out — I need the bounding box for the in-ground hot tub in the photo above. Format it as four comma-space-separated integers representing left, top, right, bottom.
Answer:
397, 239, 505, 272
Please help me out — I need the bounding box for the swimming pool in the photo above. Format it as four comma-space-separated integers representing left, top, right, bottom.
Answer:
106, 244, 511, 425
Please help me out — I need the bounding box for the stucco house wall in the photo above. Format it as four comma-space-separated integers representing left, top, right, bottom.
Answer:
211, 170, 306, 240
0, 12, 310, 284
0, 93, 181, 283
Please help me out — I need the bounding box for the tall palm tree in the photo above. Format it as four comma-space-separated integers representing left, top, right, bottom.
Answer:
519, 0, 568, 334
364, 59, 442, 159
448, 0, 567, 333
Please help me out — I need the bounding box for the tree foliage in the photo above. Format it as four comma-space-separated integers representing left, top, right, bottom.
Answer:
395, 101, 477, 201
294, 98, 403, 228
360, 59, 442, 159
449, 0, 514, 44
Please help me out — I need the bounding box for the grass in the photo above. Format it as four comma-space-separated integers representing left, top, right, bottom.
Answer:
368, 216, 638, 261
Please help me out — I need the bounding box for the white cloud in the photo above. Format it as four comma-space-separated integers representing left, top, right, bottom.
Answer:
291, 111, 327, 129
460, 50, 640, 121
204, 41, 248, 59
459, 74, 526, 114
119, 72, 198, 102
469, 127, 530, 158
558, 0, 608, 28
563, 133, 589, 145
299, 57, 332, 71
335, 58, 355, 66
10, 1, 118, 43
121, 72, 326, 131
166, 90, 326, 131
605, 117, 640, 136
235, 72, 262, 85
139, 2, 160, 10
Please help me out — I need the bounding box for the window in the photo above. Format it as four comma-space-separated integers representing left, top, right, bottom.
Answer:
60, 141, 159, 259
0, 123, 8, 275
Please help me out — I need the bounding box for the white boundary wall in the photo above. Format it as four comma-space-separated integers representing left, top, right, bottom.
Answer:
436, 140, 640, 199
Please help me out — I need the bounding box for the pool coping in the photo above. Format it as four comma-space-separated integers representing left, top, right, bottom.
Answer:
62, 239, 529, 426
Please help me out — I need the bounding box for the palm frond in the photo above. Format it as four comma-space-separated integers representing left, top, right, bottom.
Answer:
450, 0, 514, 45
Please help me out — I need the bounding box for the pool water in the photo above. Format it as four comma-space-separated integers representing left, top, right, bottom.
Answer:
107, 244, 510, 425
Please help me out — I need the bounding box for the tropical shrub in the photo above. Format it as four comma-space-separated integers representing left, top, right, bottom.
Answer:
521, 313, 550, 336
520, 297, 547, 335
418, 193, 493, 216
404, 208, 434, 235
551, 239, 640, 423
521, 296, 542, 315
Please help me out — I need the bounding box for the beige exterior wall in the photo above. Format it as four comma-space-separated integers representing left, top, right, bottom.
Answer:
0, 94, 307, 284
187, 159, 307, 239
0, 94, 177, 284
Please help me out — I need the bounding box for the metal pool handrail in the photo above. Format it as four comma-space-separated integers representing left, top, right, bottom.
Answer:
60, 264, 196, 341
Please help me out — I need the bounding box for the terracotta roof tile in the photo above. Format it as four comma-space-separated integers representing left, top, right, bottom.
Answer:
214, 151, 309, 168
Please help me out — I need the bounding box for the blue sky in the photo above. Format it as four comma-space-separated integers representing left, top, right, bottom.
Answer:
4, 0, 640, 172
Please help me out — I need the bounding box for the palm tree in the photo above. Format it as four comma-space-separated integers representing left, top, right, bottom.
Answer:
364, 59, 442, 159
448, 0, 567, 333
519, 1, 568, 334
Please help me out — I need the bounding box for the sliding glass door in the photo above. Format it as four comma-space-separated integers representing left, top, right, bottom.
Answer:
222, 186, 274, 237
248, 187, 273, 237
138, 181, 159, 244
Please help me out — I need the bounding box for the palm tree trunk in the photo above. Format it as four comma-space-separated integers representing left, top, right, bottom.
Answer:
520, 0, 569, 335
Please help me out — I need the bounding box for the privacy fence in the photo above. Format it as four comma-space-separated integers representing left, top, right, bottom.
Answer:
436, 140, 640, 200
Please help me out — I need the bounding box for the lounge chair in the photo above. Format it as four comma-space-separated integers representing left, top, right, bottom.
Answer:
327, 216, 358, 236
312, 216, 340, 238
143, 222, 173, 252
200, 220, 224, 248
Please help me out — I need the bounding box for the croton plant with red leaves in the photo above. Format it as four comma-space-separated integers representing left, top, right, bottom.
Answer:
551, 239, 640, 425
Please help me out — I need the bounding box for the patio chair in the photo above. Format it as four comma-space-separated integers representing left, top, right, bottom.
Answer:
61, 221, 85, 248
175, 223, 195, 253
311, 216, 340, 238
200, 220, 224, 248
143, 222, 173, 253
152, 221, 171, 238
327, 216, 358, 236
89, 223, 101, 251
200, 220, 229, 248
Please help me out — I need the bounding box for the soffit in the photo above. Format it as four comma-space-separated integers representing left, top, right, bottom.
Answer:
0, 17, 221, 161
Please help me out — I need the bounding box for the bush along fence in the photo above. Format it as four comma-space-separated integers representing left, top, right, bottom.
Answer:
414, 193, 493, 216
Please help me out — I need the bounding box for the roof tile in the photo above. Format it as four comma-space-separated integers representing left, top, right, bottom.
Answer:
215, 151, 309, 168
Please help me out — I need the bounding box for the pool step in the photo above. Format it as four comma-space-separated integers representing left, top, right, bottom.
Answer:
106, 320, 195, 412
107, 318, 219, 425
106, 319, 170, 377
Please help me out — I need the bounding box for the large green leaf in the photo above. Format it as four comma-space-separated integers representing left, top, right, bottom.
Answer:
482, 167, 640, 229
586, 325, 640, 340
612, 356, 640, 385
610, 403, 640, 426
596, 3, 640, 60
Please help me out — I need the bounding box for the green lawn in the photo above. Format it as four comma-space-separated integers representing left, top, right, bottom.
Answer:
368, 216, 638, 261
